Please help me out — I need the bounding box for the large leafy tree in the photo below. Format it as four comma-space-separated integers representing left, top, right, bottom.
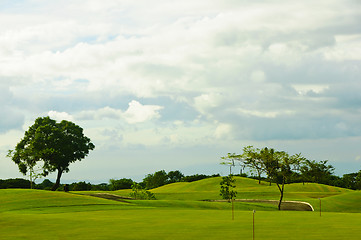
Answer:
8, 117, 95, 191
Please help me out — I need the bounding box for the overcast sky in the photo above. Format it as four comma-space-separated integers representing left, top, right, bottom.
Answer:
1, 0, 360, 183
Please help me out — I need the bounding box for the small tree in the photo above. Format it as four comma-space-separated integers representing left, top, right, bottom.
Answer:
220, 175, 237, 220
129, 183, 156, 200
7, 149, 44, 189
220, 175, 237, 202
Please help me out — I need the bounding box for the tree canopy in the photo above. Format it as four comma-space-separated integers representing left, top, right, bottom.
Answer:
8, 116, 95, 191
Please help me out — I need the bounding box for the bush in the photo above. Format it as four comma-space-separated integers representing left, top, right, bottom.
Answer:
70, 181, 92, 191
0, 178, 32, 189
36, 179, 54, 190
182, 174, 220, 182
109, 178, 134, 190
129, 183, 156, 200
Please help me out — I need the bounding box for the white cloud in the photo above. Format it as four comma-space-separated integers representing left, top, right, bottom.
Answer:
77, 107, 123, 120
1, 0, 361, 181
250, 70, 267, 83
48, 111, 74, 122
76, 101, 163, 124
292, 84, 330, 95
236, 108, 290, 119
123, 100, 163, 124
324, 34, 361, 61
215, 123, 233, 139
193, 93, 225, 115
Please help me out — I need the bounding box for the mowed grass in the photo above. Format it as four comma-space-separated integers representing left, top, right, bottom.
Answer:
1, 203, 361, 239
147, 177, 351, 203
1, 177, 361, 239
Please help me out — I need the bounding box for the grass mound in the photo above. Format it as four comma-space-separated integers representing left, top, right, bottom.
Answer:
0, 189, 129, 213
150, 177, 350, 202
1, 183, 361, 239
320, 191, 361, 213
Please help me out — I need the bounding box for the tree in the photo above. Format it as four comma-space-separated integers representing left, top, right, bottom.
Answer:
220, 174, 237, 220
259, 147, 278, 186
70, 181, 92, 191
220, 175, 237, 202
233, 146, 303, 210
0, 178, 32, 189
36, 179, 54, 190
241, 146, 265, 184
129, 183, 156, 200
8, 117, 95, 191
109, 178, 134, 190
142, 170, 168, 189
270, 151, 302, 210
167, 170, 184, 183
300, 160, 335, 184
7, 149, 44, 189
221, 153, 247, 175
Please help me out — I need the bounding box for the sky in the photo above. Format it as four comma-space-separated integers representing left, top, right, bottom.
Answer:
0, 0, 361, 183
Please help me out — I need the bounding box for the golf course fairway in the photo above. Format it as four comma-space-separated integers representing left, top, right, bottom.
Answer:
1, 177, 360, 239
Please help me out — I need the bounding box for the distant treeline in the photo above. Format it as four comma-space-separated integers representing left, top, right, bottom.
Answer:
2, 168, 361, 191
0, 171, 220, 191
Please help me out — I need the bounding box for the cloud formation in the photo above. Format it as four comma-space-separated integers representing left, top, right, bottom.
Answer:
1, 0, 361, 181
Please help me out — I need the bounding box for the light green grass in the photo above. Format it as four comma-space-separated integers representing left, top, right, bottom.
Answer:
0, 189, 132, 214
1, 207, 361, 239
150, 177, 350, 202
1, 178, 360, 239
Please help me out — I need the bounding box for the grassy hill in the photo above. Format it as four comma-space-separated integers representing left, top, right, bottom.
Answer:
1, 177, 356, 214
149, 176, 350, 202
0, 189, 131, 214
1, 179, 361, 239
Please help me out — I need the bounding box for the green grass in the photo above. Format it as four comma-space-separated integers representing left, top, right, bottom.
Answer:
1, 207, 361, 239
0, 189, 132, 214
1, 177, 360, 239
150, 177, 351, 203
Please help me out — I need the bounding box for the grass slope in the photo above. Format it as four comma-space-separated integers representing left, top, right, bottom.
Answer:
0, 189, 131, 214
150, 177, 350, 202
1, 198, 360, 239
320, 191, 361, 212
0, 179, 360, 239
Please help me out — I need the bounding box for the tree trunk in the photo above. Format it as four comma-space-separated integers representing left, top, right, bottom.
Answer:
276, 181, 285, 210
30, 170, 33, 189
51, 168, 63, 191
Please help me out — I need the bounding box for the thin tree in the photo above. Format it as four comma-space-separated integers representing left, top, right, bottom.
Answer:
271, 151, 302, 210
220, 174, 237, 220
242, 146, 265, 184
